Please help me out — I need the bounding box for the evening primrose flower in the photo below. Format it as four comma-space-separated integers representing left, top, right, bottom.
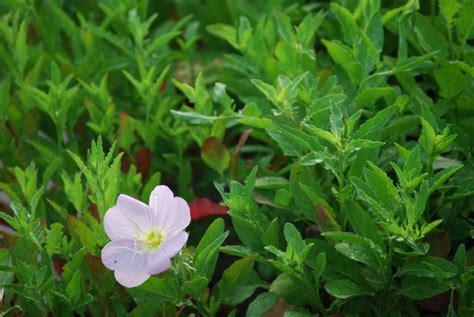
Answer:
101, 185, 190, 288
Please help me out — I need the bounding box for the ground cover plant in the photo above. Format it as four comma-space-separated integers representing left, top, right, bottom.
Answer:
0, 0, 473, 316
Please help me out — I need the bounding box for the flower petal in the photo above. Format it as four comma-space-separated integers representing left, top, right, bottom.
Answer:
161, 231, 188, 257
149, 185, 174, 217
101, 240, 151, 287
104, 194, 154, 241
101, 240, 144, 271
146, 253, 172, 275
162, 197, 191, 238
145, 232, 187, 275
114, 269, 150, 288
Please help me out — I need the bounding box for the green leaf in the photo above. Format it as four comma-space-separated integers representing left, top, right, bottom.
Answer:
289, 164, 322, 222
61, 248, 87, 284
128, 276, 183, 303
307, 93, 346, 120
439, 0, 461, 28
345, 201, 383, 246
434, 64, 466, 99
262, 218, 282, 249
400, 276, 448, 300
194, 218, 228, 280
0, 79, 10, 118
322, 39, 363, 84
284, 223, 306, 258
251, 79, 278, 105
330, 3, 359, 46
410, 181, 429, 225
65, 270, 82, 306
456, 2, 474, 45
269, 273, 313, 305
86, 23, 133, 56
274, 189, 291, 206
46, 223, 63, 256
267, 129, 306, 157
325, 279, 369, 299
0, 248, 13, 290
146, 31, 182, 54
140, 171, 161, 202
15, 19, 29, 77
419, 117, 436, 155
453, 244, 466, 276
297, 12, 325, 47
355, 87, 393, 109
214, 257, 264, 306
312, 252, 326, 283
400, 256, 458, 279
329, 102, 344, 140
216, 168, 267, 251
322, 231, 386, 271
364, 162, 400, 211
420, 219, 443, 236
345, 139, 384, 153
354, 106, 397, 139
67, 216, 97, 253
404, 145, 422, 176
61, 172, 86, 214
284, 308, 314, 317
171, 110, 222, 124
246, 292, 278, 317
254, 177, 289, 190
183, 277, 209, 300
207, 24, 238, 49
414, 13, 449, 57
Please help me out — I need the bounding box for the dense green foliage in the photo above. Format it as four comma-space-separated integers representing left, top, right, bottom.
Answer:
0, 0, 473, 316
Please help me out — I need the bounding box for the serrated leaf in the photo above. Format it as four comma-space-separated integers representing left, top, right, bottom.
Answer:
354, 106, 397, 139
46, 223, 63, 256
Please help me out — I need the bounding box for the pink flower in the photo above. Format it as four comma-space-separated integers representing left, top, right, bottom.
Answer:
101, 186, 190, 288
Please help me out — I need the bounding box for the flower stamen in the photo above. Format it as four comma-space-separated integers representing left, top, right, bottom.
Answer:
138, 228, 165, 251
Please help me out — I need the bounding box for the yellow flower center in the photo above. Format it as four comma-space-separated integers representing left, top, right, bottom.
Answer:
139, 228, 165, 251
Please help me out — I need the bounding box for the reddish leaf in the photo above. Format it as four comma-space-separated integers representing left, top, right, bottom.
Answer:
201, 137, 230, 176
120, 150, 133, 173
189, 198, 228, 220
86, 253, 106, 278
426, 230, 451, 258
6, 123, 18, 146
52, 257, 64, 276
315, 205, 341, 232
263, 297, 289, 317
135, 147, 152, 176
86, 253, 117, 295
418, 291, 453, 312
89, 203, 100, 222
230, 129, 252, 180
159, 79, 168, 94
118, 111, 135, 152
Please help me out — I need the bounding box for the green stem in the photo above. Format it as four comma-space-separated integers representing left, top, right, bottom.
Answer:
187, 48, 195, 83
314, 291, 327, 316
427, 154, 434, 177
301, 277, 326, 316
381, 226, 393, 288
53, 117, 62, 148
337, 146, 346, 229
448, 287, 455, 315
